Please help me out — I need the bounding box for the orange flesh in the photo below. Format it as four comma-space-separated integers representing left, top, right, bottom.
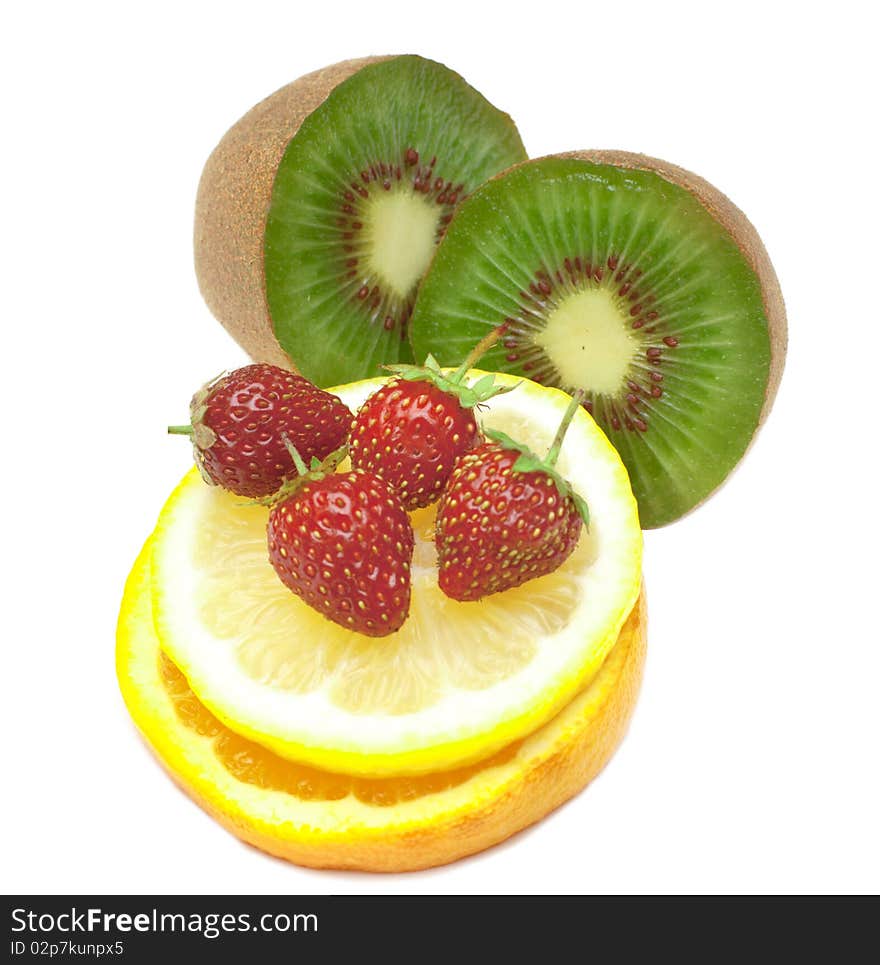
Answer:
159, 652, 521, 806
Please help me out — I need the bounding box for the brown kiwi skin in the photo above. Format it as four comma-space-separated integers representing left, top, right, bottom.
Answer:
473, 149, 787, 521
194, 56, 393, 372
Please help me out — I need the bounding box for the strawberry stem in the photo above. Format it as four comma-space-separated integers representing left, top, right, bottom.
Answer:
450, 324, 507, 384
545, 390, 586, 468
167, 424, 193, 436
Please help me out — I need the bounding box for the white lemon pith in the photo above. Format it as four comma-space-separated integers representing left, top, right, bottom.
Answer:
150, 373, 642, 777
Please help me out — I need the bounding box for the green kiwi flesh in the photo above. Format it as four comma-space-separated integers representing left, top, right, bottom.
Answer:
409, 154, 784, 528
264, 56, 526, 387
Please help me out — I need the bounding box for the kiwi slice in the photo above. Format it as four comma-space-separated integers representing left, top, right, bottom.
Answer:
409, 151, 786, 528
194, 55, 526, 387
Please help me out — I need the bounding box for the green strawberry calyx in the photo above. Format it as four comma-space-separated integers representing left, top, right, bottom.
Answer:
168, 370, 229, 449
484, 390, 590, 528
384, 326, 519, 409
167, 372, 229, 486
252, 439, 349, 507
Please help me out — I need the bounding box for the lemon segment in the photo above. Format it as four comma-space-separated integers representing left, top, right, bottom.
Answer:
150, 373, 642, 777
118, 542, 647, 872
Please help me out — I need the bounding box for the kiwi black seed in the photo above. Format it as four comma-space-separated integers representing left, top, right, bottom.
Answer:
409, 151, 786, 529
194, 55, 526, 387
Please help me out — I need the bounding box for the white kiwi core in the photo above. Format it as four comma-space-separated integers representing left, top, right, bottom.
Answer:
532, 289, 637, 396
363, 192, 441, 300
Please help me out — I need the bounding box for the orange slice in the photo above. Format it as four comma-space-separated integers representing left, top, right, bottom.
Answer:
117, 540, 646, 872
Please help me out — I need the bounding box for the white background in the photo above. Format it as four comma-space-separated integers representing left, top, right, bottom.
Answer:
3, 1, 878, 895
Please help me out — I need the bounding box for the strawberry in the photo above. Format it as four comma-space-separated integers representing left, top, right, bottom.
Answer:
168, 363, 352, 498
349, 330, 515, 511
435, 392, 590, 602
267, 449, 414, 637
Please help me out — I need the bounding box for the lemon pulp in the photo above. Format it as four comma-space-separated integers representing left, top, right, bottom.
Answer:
151, 373, 642, 776
195, 493, 591, 715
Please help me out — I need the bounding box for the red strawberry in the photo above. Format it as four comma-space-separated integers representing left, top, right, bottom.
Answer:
168, 363, 352, 498
267, 454, 414, 637
349, 331, 515, 511
435, 393, 590, 602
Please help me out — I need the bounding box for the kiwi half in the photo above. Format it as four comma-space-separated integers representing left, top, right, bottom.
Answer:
194, 55, 526, 386
409, 151, 786, 528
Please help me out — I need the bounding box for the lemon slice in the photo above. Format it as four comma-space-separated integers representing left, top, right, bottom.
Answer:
151, 373, 642, 776
118, 542, 646, 872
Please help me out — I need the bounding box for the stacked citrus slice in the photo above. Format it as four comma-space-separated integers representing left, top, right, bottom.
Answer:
117, 374, 645, 871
